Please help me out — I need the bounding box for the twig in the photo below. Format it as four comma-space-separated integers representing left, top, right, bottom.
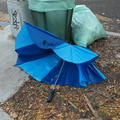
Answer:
77, 118, 90, 120
67, 100, 78, 110
84, 94, 102, 120
113, 92, 120, 97
60, 96, 79, 111
42, 114, 54, 119
89, 89, 109, 98
98, 95, 115, 107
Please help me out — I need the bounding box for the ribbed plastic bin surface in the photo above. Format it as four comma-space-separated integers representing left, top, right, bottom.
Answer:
31, 10, 73, 42
28, 0, 75, 42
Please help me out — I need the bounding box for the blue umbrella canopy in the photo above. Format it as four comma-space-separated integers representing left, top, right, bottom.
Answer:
15, 22, 106, 88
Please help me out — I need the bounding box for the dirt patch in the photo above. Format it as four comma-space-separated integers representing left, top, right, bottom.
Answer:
95, 14, 112, 22
0, 1, 120, 119
0, 36, 120, 120
95, 14, 120, 33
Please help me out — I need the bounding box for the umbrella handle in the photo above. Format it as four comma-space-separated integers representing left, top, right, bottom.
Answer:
47, 60, 65, 102
47, 89, 55, 102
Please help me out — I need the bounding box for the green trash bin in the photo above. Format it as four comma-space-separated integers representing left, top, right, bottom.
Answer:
28, 0, 75, 43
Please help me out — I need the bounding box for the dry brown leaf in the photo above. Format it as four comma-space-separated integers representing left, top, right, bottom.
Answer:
95, 14, 112, 21
0, 27, 3, 30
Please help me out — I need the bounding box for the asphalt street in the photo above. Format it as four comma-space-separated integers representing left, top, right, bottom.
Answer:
75, 0, 120, 20
0, 0, 7, 13
75, 0, 120, 33
1, 0, 119, 19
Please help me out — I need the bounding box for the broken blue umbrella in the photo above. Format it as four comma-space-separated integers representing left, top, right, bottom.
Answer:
15, 22, 106, 102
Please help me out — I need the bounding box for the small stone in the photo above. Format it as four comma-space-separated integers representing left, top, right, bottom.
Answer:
116, 19, 119, 22
115, 54, 120, 59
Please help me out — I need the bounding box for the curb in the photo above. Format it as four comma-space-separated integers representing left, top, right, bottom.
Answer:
106, 31, 120, 37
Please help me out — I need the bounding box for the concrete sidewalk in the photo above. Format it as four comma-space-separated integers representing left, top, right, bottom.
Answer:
0, 26, 29, 120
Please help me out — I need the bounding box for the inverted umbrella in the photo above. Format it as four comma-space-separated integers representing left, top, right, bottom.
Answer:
15, 22, 106, 102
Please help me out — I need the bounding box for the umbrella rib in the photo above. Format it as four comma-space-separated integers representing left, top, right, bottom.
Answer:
52, 60, 65, 89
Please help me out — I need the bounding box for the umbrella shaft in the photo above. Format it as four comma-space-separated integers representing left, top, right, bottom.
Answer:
53, 60, 65, 89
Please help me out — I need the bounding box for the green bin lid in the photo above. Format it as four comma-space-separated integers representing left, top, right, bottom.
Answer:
28, 0, 75, 12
